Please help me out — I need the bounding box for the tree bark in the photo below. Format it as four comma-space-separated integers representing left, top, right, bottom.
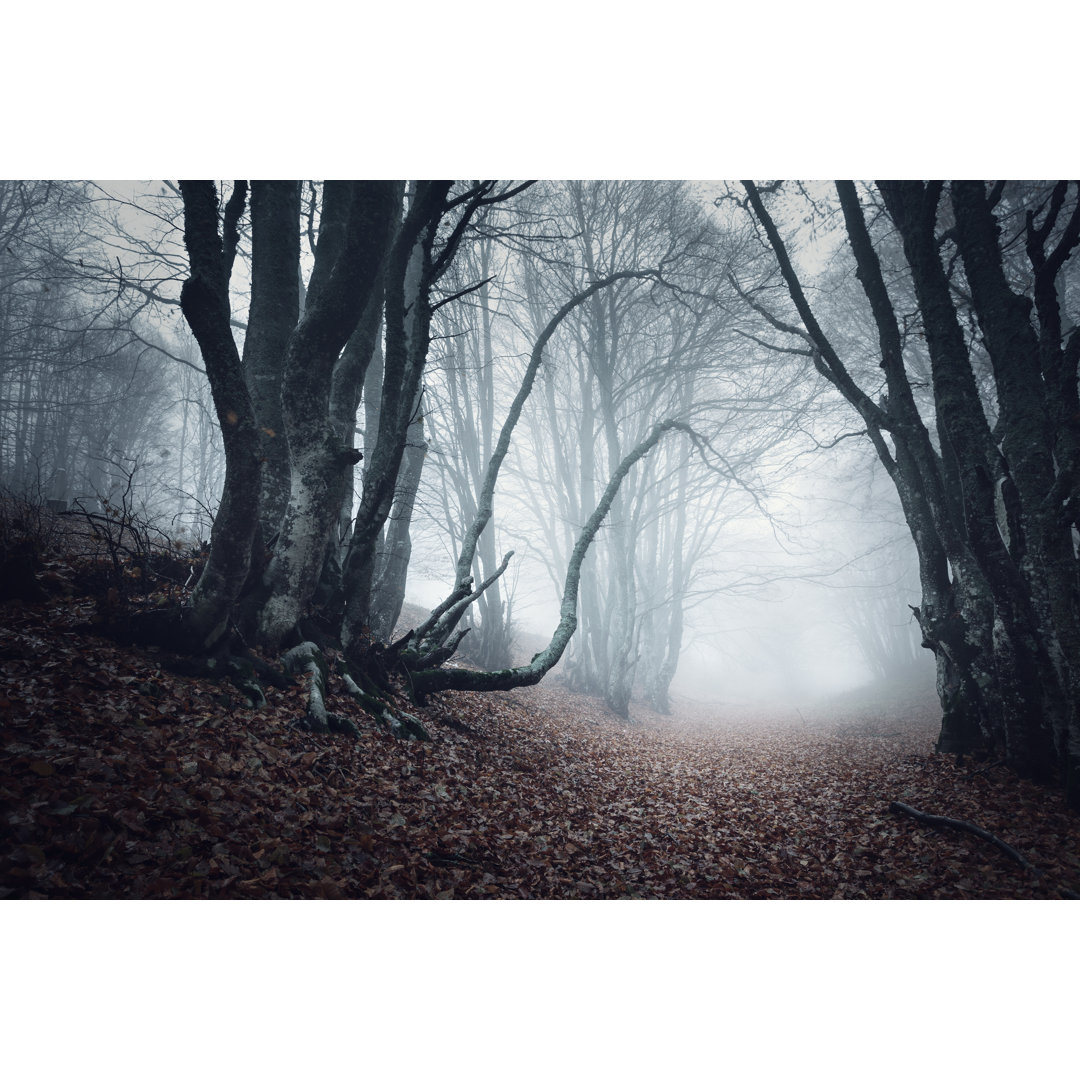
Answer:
369, 406, 427, 641
880, 180, 1060, 782
243, 181, 300, 542
177, 180, 258, 650
255, 181, 399, 651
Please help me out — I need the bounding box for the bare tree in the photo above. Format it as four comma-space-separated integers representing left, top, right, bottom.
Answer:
503, 181, 792, 715
409, 420, 697, 699
0, 181, 179, 510
421, 225, 517, 668
740, 179, 1080, 804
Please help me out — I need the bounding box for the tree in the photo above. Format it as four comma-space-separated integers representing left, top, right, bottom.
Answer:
421, 224, 518, 669
251, 180, 400, 650
408, 419, 697, 700
0, 181, 178, 511
501, 181, 792, 715
168, 180, 551, 688
174, 180, 262, 649
739, 180, 1080, 805
403, 261, 666, 676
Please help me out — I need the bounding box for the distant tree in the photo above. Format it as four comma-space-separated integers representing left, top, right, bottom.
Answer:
421, 224, 518, 669
404, 258, 665, 676
409, 419, 698, 700
0, 180, 177, 511
506, 180, 794, 716
817, 452, 929, 686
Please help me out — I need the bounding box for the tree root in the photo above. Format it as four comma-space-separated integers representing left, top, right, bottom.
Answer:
889, 801, 1040, 875
281, 641, 361, 738
162, 646, 292, 708
339, 663, 430, 741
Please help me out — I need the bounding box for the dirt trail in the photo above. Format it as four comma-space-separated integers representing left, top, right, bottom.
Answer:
3, 602, 1079, 898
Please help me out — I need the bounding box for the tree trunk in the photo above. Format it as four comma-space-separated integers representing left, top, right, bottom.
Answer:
255, 181, 399, 651
369, 407, 427, 641
243, 181, 300, 543
177, 180, 259, 650
341, 186, 447, 657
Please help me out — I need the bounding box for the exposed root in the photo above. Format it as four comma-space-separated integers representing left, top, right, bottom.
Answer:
282, 641, 343, 736
162, 646, 289, 708
340, 663, 431, 742
889, 800, 1039, 875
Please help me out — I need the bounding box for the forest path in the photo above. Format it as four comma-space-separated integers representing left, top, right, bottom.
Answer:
476, 684, 939, 898
470, 683, 1078, 898
3, 597, 1079, 899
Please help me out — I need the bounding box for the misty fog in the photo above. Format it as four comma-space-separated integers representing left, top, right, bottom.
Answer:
2, 179, 939, 718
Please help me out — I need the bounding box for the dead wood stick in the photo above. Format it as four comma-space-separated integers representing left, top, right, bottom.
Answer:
968, 758, 1008, 777
889, 801, 1039, 874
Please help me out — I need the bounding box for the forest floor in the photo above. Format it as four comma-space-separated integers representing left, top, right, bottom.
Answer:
3, 586, 1080, 900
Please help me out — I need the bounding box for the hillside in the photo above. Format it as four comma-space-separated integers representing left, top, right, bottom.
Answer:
4, 585, 1079, 899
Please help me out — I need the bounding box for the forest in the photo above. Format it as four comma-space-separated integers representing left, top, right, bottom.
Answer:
2, 178, 1080, 902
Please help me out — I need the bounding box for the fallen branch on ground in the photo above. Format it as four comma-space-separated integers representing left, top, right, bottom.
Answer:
968, 758, 1008, 777
889, 800, 1039, 874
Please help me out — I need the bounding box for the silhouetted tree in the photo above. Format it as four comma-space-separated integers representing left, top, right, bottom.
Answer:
741, 179, 1080, 805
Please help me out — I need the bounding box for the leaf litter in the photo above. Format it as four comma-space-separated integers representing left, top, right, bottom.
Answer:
2, 597, 1079, 900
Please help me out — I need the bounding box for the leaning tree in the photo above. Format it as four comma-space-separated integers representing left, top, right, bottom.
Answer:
738, 180, 1080, 806
146, 180, 713, 736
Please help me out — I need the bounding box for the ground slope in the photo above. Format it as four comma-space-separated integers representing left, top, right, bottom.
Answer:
2, 596, 1079, 899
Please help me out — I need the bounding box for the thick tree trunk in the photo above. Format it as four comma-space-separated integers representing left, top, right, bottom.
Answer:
881, 181, 1062, 783
177, 181, 259, 650
369, 408, 427, 641
255, 181, 399, 651
243, 181, 300, 542
308, 292, 388, 640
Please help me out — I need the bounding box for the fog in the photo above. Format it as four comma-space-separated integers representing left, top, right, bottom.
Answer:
391, 181, 938, 717
1, 178, 939, 719
403, 349, 934, 716
397, 181, 938, 714
402, 459, 933, 713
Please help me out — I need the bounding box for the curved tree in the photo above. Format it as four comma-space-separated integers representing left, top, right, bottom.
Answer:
740, 179, 1080, 805
409, 420, 695, 699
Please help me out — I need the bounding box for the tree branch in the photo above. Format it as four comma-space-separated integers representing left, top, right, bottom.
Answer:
408, 419, 693, 699
889, 801, 1039, 874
